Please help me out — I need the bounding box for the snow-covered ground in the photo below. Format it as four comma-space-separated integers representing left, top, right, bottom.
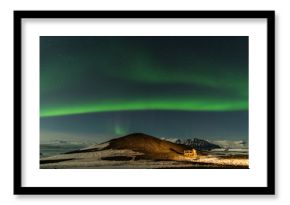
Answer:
40, 148, 248, 169
40, 149, 197, 169
188, 157, 248, 167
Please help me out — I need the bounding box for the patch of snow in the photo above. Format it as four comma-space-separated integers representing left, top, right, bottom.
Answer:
79, 142, 110, 151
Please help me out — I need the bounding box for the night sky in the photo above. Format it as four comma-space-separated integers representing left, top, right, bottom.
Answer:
40, 36, 248, 143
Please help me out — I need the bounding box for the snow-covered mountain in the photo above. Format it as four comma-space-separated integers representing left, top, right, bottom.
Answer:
161, 137, 248, 150
210, 140, 248, 149
161, 138, 220, 150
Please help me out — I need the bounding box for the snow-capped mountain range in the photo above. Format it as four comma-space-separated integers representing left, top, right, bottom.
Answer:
161, 137, 248, 150
210, 140, 248, 149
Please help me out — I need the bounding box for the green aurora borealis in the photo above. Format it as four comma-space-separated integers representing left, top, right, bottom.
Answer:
40, 36, 248, 141
41, 98, 247, 117
40, 36, 248, 117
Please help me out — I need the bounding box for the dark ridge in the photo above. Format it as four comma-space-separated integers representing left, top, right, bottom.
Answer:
40, 158, 75, 164
64, 148, 100, 154
217, 155, 249, 159
101, 156, 133, 161
169, 148, 183, 155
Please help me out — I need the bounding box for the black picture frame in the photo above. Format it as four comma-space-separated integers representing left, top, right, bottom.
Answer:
14, 10, 275, 195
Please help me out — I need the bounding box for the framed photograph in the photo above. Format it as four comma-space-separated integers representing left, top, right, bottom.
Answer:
14, 11, 275, 195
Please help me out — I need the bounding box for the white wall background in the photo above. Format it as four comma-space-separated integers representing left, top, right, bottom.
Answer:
0, 0, 288, 204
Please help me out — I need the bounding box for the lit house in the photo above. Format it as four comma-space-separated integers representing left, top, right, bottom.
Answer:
184, 149, 198, 159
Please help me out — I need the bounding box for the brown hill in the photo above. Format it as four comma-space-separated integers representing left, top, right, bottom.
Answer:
104, 133, 192, 160
66, 133, 196, 160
